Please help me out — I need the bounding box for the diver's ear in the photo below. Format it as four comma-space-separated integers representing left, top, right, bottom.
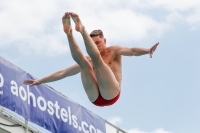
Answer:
103, 38, 106, 44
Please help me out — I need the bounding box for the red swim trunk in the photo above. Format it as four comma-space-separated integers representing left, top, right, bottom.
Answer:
92, 91, 120, 107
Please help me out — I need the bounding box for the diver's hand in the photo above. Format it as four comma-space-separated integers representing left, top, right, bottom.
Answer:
23, 79, 41, 86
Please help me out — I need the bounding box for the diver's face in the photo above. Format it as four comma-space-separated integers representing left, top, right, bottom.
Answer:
91, 36, 106, 52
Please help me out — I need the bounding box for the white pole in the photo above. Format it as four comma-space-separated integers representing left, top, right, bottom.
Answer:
25, 120, 28, 133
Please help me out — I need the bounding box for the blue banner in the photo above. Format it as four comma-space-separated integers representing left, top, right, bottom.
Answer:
0, 56, 106, 133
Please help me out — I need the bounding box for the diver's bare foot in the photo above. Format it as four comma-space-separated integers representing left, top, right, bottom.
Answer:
70, 12, 84, 33
62, 12, 72, 34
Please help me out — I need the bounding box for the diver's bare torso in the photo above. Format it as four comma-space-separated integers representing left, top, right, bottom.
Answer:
86, 46, 122, 86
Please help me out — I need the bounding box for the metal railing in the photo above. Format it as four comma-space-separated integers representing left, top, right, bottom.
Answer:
105, 120, 127, 133
0, 106, 41, 133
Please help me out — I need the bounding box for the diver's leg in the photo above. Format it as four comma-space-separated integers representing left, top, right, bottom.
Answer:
62, 13, 99, 102
70, 12, 120, 99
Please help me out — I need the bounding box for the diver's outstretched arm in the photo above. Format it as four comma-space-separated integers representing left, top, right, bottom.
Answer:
116, 42, 159, 58
24, 64, 80, 86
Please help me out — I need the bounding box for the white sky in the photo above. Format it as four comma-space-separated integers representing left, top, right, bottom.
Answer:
0, 0, 200, 133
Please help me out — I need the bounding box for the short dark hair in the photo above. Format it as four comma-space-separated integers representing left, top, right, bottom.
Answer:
90, 29, 104, 38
